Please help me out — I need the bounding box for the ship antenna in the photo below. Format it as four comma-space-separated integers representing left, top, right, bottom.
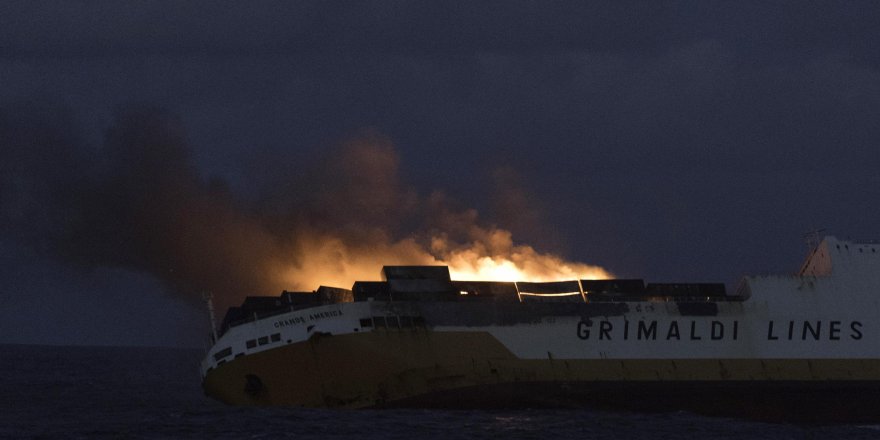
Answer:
803, 228, 826, 254
202, 291, 219, 343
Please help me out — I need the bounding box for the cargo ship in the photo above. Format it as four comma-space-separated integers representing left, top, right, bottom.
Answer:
200, 236, 880, 422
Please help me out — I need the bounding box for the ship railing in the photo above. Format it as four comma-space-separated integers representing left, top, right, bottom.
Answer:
586, 294, 746, 303
852, 239, 880, 244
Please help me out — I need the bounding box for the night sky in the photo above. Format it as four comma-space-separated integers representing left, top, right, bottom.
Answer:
2, 2, 880, 347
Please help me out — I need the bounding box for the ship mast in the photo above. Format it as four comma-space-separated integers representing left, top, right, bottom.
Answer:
804, 228, 826, 254
202, 292, 218, 343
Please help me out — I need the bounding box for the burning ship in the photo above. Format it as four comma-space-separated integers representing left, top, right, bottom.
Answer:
201, 236, 880, 422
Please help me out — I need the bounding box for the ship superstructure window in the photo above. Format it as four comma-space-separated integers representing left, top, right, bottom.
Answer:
359, 318, 373, 327
213, 347, 232, 361
246, 340, 257, 349
258, 336, 269, 346
271, 333, 281, 342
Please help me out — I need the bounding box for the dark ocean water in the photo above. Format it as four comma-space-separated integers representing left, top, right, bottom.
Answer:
2, 345, 879, 440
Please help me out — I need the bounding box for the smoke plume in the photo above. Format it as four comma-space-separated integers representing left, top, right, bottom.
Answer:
1, 104, 610, 311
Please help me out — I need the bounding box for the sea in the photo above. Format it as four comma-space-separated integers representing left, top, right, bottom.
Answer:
2, 344, 879, 440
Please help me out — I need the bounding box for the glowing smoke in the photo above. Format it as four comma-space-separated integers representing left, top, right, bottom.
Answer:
273, 131, 611, 292
1, 104, 611, 310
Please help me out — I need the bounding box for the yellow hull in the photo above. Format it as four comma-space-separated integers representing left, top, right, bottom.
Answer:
203, 329, 880, 412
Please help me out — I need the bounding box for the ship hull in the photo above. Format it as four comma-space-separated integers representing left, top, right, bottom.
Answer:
201, 239, 880, 421
203, 328, 880, 422
386, 380, 880, 423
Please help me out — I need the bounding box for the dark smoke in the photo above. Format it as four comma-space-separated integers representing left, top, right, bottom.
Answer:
1, 104, 292, 310
67, 108, 296, 308
1, 103, 608, 312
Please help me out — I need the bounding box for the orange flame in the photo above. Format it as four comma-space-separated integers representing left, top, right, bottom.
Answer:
280, 227, 611, 291
436, 229, 611, 282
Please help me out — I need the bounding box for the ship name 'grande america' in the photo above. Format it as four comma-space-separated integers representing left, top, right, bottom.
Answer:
576, 319, 864, 341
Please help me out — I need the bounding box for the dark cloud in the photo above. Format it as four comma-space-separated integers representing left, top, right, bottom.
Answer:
2, 1, 879, 64
0, 101, 89, 250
